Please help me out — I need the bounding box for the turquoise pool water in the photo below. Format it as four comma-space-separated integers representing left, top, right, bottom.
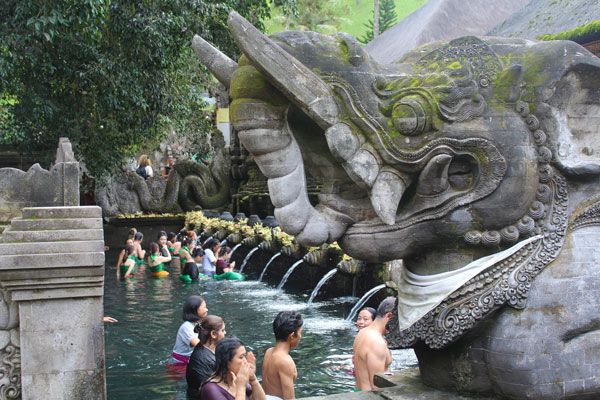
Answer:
103, 258, 417, 399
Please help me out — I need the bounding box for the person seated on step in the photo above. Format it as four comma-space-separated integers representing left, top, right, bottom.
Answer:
355, 307, 376, 331
118, 244, 136, 279
352, 297, 394, 391
262, 311, 303, 400
186, 315, 227, 399
148, 242, 172, 277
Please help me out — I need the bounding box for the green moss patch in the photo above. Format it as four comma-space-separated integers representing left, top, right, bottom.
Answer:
537, 20, 600, 43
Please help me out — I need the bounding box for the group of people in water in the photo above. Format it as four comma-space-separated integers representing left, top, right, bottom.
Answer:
115, 228, 241, 283
172, 295, 303, 400
169, 294, 395, 399
114, 226, 397, 398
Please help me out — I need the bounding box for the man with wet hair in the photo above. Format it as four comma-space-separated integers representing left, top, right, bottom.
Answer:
353, 296, 395, 391
262, 311, 303, 399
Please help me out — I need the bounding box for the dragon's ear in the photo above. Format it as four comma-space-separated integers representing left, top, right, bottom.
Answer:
540, 45, 600, 177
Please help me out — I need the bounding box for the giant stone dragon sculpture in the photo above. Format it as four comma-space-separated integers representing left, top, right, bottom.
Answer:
194, 12, 600, 399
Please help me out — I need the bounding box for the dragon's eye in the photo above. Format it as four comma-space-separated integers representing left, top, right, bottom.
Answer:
391, 95, 431, 136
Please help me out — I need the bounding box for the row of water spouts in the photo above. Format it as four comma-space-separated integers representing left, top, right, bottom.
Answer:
189, 211, 388, 321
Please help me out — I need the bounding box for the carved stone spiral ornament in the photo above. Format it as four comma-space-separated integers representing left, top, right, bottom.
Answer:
0, 344, 20, 400
387, 168, 569, 350
463, 99, 556, 247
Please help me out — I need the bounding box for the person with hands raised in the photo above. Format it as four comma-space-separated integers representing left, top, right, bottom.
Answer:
201, 337, 266, 400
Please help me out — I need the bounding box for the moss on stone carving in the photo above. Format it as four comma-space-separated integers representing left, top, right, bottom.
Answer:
537, 20, 600, 43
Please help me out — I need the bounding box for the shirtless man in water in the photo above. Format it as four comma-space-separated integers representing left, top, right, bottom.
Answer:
353, 297, 395, 390
262, 311, 303, 399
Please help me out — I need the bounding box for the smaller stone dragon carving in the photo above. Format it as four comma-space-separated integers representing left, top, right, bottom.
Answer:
95, 138, 231, 216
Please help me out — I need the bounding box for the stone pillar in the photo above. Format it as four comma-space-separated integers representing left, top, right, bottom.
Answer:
0, 206, 105, 400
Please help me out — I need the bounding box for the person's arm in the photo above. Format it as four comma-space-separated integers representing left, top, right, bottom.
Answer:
277, 358, 296, 399
366, 341, 389, 389
124, 262, 135, 279
246, 352, 266, 400
158, 253, 172, 263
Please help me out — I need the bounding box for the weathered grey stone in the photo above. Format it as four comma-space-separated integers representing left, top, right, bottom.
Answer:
195, 13, 600, 400
0, 138, 80, 222
21, 205, 101, 219
0, 252, 105, 270
0, 228, 104, 243
488, 0, 600, 39
10, 217, 103, 231
0, 240, 104, 255
0, 205, 106, 399
94, 141, 231, 217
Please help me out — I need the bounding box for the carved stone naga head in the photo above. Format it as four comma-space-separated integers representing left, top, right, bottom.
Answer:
193, 12, 600, 265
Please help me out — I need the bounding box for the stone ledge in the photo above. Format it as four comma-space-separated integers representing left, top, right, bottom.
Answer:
10, 217, 103, 231
0, 252, 105, 270
300, 369, 499, 400
12, 285, 104, 301
0, 228, 104, 243
21, 206, 102, 220
0, 240, 105, 255
0, 267, 104, 281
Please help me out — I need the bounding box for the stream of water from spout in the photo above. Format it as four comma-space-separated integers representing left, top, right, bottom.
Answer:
308, 269, 338, 304
229, 243, 242, 259
239, 247, 259, 274
259, 252, 281, 282
277, 260, 304, 290
345, 284, 386, 321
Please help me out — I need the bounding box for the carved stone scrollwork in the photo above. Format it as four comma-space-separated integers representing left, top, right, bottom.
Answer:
387, 170, 568, 349
0, 290, 20, 400
0, 344, 21, 400
570, 195, 600, 231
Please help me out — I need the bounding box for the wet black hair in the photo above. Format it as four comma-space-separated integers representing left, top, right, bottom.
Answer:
134, 232, 144, 241
359, 307, 377, 321
221, 246, 232, 255
210, 337, 244, 383
203, 238, 219, 250
194, 315, 224, 345
150, 242, 159, 254
167, 232, 177, 242
182, 237, 193, 248
182, 295, 206, 322
192, 247, 204, 258
178, 228, 188, 241
124, 244, 134, 255
376, 296, 396, 318
273, 311, 303, 341
157, 230, 167, 240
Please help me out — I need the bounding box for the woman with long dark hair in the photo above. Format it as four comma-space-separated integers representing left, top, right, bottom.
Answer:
186, 315, 226, 399
171, 295, 208, 365
201, 337, 266, 400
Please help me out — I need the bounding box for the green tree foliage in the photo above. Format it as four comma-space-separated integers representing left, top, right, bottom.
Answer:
0, 0, 271, 179
358, 0, 398, 44
273, 0, 350, 34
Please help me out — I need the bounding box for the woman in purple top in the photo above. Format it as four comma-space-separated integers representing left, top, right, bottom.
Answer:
201, 337, 266, 400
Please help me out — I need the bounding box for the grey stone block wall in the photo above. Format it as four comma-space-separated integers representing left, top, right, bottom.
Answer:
0, 138, 79, 223
0, 206, 106, 400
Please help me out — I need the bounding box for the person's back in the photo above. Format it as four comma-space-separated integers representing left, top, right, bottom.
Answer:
262, 311, 303, 399
352, 297, 395, 391
352, 325, 390, 390
262, 347, 297, 399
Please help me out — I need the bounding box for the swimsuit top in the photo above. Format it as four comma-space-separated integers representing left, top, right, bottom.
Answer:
149, 254, 164, 272
180, 246, 191, 259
